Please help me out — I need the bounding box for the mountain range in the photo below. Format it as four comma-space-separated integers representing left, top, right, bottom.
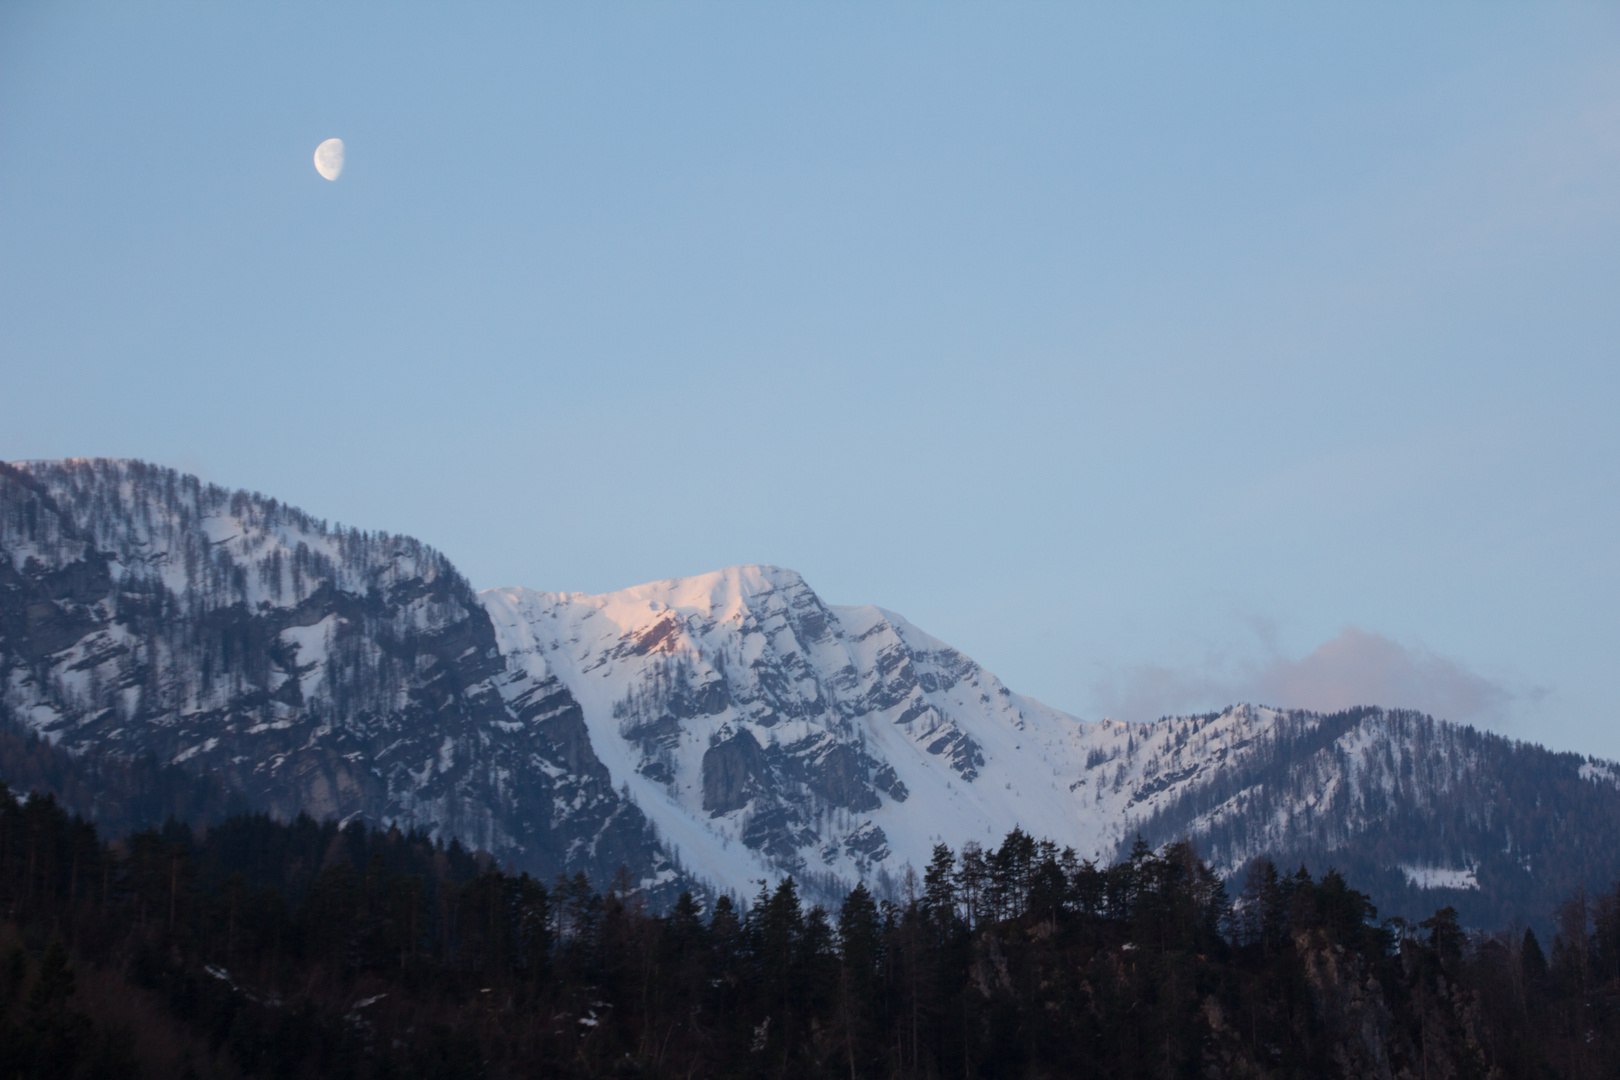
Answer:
3, 458, 1618, 925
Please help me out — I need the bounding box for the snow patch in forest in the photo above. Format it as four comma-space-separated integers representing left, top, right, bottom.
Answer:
1400, 865, 1479, 891
1579, 761, 1620, 789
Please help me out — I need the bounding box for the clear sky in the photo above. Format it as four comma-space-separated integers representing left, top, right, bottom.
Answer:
3, 4, 1618, 756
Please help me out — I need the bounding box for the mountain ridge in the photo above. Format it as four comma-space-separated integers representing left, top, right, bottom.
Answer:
3, 458, 1619, 927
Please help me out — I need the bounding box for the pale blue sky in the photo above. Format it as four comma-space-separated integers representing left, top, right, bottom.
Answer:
3, 4, 1618, 755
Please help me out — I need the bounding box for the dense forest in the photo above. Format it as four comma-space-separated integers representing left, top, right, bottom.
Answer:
0, 717, 240, 840
1, 781, 1617, 1079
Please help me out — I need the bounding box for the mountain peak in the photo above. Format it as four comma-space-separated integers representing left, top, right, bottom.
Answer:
512, 564, 810, 621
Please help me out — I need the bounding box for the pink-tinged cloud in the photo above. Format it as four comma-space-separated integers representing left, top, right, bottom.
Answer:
1244, 627, 1511, 722
1092, 627, 1514, 726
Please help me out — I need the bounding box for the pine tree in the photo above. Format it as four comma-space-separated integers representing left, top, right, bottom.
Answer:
922, 843, 957, 928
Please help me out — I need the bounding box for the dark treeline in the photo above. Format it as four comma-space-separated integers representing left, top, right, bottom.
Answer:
2, 784, 1618, 1079
0, 716, 240, 838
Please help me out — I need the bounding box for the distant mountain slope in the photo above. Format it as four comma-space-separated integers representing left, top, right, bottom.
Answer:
4, 459, 1619, 926
1131, 705, 1620, 927
0, 459, 668, 892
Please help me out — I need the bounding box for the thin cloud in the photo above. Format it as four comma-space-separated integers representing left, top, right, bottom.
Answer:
1245, 627, 1511, 723
1091, 627, 1514, 727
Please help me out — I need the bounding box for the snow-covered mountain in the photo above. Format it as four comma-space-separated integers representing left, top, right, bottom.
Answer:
5, 459, 1620, 925
0, 459, 668, 892
481, 567, 1292, 896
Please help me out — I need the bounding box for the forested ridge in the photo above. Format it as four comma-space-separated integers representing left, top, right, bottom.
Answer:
1, 781, 1618, 1079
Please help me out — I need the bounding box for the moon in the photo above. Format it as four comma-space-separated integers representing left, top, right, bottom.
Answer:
314, 138, 344, 181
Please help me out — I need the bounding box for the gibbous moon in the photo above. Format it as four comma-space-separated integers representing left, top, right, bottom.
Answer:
314, 138, 344, 181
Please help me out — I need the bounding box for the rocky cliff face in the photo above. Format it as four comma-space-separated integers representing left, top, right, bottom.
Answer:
0, 459, 668, 892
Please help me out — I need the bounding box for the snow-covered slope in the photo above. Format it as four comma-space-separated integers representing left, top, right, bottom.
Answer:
483, 567, 1312, 898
